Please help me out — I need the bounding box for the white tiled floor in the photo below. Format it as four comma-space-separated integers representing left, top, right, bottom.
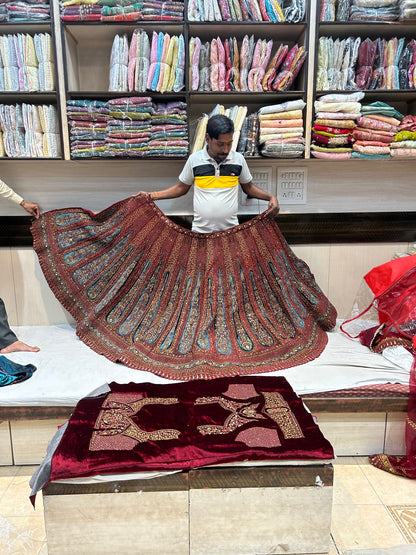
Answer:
0, 457, 415, 554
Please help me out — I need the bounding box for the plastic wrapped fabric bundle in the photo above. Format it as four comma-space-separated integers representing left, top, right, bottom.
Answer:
109, 33, 129, 92
0, 34, 19, 91
35, 32, 55, 91
399, 0, 416, 19
262, 43, 287, 90
316, 37, 330, 90
272, 44, 306, 91
355, 37, 377, 90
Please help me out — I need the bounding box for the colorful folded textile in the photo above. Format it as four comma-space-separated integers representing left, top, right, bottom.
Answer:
259, 99, 305, 158
311, 92, 363, 158
187, 0, 297, 21
67, 96, 188, 158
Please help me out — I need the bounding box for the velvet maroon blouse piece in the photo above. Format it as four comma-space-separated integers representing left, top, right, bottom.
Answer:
49, 377, 334, 482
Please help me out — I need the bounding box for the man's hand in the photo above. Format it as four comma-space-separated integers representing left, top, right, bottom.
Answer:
268, 196, 279, 217
21, 200, 40, 218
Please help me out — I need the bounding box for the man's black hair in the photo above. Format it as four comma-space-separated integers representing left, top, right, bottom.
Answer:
206, 115, 234, 139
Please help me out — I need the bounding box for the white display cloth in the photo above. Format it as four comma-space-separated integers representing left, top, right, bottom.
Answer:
0, 323, 409, 407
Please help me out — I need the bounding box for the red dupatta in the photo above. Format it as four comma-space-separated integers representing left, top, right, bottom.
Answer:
341, 255, 416, 478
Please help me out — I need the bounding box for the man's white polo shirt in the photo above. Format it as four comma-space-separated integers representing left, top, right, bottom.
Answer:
179, 146, 252, 233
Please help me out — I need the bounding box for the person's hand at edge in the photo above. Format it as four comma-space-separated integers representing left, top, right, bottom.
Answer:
268, 196, 279, 217
21, 200, 40, 219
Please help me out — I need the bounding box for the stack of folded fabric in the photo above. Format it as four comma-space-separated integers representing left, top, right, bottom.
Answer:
0, 33, 55, 92
0, 104, 25, 156
100, 0, 184, 21
109, 33, 129, 92
105, 96, 152, 156
187, 0, 298, 22
0, 103, 60, 157
38, 104, 61, 157
67, 100, 110, 158
34, 33, 55, 91
110, 31, 185, 93
317, 35, 361, 91
190, 35, 306, 92
390, 114, 416, 157
349, 0, 399, 21
22, 103, 45, 157
61, 0, 102, 21
352, 101, 402, 159
67, 97, 188, 158
399, 0, 416, 19
258, 99, 305, 158
147, 101, 188, 157
311, 91, 364, 159
6, 0, 51, 21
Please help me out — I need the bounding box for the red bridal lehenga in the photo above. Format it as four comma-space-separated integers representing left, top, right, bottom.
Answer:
342, 255, 416, 478
31, 194, 337, 380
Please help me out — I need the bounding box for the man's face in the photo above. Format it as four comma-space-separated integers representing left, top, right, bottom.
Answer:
206, 132, 233, 162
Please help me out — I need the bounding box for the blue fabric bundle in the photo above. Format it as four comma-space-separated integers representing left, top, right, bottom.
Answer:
0, 355, 36, 386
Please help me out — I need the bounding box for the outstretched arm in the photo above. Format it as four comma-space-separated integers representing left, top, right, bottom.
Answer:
240, 181, 279, 216
21, 200, 40, 219
135, 181, 191, 201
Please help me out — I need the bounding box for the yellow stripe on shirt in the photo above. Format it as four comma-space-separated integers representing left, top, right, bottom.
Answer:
194, 176, 239, 189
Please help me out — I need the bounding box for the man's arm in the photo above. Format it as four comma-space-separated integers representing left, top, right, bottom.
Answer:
240, 181, 279, 216
0, 178, 40, 218
136, 181, 191, 201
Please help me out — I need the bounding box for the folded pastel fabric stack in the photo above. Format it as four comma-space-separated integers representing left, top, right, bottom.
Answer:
68, 97, 188, 158
316, 36, 361, 91
110, 31, 184, 93
67, 99, 110, 158
352, 101, 402, 159
38, 104, 61, 157
109, 33, 129, 92
190, 35, 306, 92
187, 0, 305, 22
0, 103, 60, 157
0, 33, 54, 92
311, 91, 364, 159
34, 32, 55, 91
258, 99, 306, 158
390, 114, 416, 157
